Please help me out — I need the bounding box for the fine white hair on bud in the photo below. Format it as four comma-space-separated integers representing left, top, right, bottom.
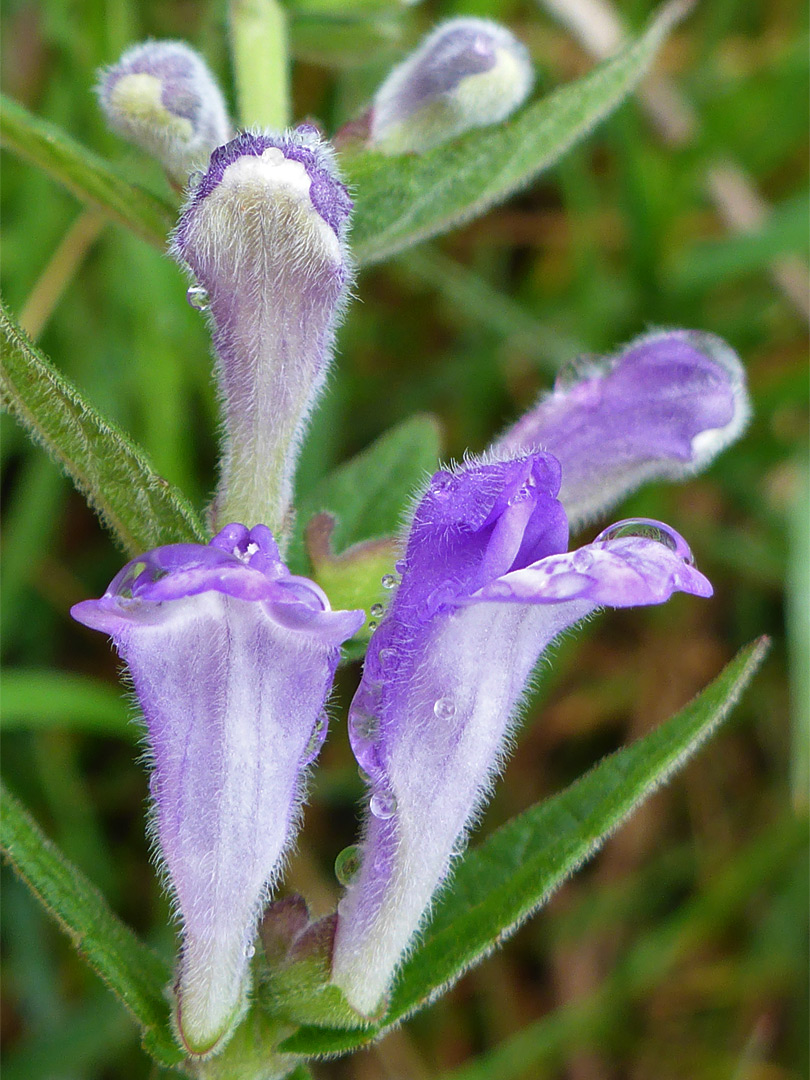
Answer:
369, 17, 533, 155
98, 40, 230, 183
172, 129, 353, 538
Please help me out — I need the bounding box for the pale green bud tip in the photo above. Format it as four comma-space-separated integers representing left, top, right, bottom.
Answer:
98, 40, 230, 183
370, 18, 533, 155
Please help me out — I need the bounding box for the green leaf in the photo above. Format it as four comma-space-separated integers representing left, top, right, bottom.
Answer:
348, 1, 688, 266
0, 94, 175, 249
300, 414, 440, 551
0, 299, 207, 555
437, 812, 807, 1080
288, 413, 441, 574
288, 415, 440, 651
0, 669, 134, 741
280, 636, 770, 1055
0, 781, 184, 1067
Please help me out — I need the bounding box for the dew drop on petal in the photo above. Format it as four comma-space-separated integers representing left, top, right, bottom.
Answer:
110, 560, 148, 598
335, 844, 363, 886
555, 353, 598, 391
368, 620, 377, 631
486, 580, 513, 599
594, 518, 694, 563
370, 790, 397, 820
261, 146, 286, 166
350, 710, 377, 742
370, 603, 384, 618
395, 560, 407, 574
432, 470, 454, 498
245, 943, 256, 959
186, 284, 209, 311
433, 697, 456, 720
571, 548, 593, 572
378, 647, 396, 668
301, 713, 327, 765
381, 574, 397, 589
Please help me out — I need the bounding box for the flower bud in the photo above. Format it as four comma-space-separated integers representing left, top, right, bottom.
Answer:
98, 40, 230, 183
494, 330, 750, 531
369, 18, 533, 155
172, 128, 353, 536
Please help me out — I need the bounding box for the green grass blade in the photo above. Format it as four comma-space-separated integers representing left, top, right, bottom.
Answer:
0, 669, 134, 741
348, 1, 688, 267
0, 94, 175, 249
438, 813, 807, 1080
0, 299, 207, 555
0, 781, 184, 1067
280, 635, 770, 1055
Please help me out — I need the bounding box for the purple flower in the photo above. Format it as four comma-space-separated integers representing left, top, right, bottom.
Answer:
72, 524, 364, 1055
370, 18, 533, 154
494, 330, 749, 530
98, 40, 230, 184
331, 455, 712, 1016
172, 129, 353, 537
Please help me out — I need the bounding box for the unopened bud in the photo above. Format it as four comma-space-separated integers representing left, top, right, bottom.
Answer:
98, 40, 230, 183
172, 128, 353, 536
370, 18, 533, 154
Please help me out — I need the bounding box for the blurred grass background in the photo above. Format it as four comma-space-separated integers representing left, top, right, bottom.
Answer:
1, 0, 808, 1077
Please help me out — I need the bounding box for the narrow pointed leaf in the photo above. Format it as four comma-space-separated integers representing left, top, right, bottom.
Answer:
0, 300, 207, 554
437, 813, 806, 1080
0, 781, 184, 1067
280, 635, 769, 1054
348, 1, 687, 266
1, 95, 176, 249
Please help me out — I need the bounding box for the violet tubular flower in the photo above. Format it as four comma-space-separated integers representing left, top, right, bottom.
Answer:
71, 525, 364, 1056
494, 330, 749, 530
98, 40, 230, 184
172, 129, 353, 536
331, 455, 712, 1017
369, 18, 533, 154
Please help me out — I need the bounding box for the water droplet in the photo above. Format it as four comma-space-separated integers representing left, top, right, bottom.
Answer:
395, 560, 407, 574
555, 354, 597, 391
378, 647, 396, 668
594, 518, 693, 563
433, 697, 456, 720
301, 714, 327, 765
358, 767, 372, 784
370, 603, 384, 618
112, 560, 148, 598
351, 711, 377, 742
368, 620, 377, 631
571, 548, 593, 571
349, 705, 382, 773
262, 146, 286, 166
245, 943, 256, 959
186, 285, 209, 311
335, 845, 363, 886
381, 574, 397, 590
432, 470, 454, 498
486, 580, 513, 599
370, 790, 397, 820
